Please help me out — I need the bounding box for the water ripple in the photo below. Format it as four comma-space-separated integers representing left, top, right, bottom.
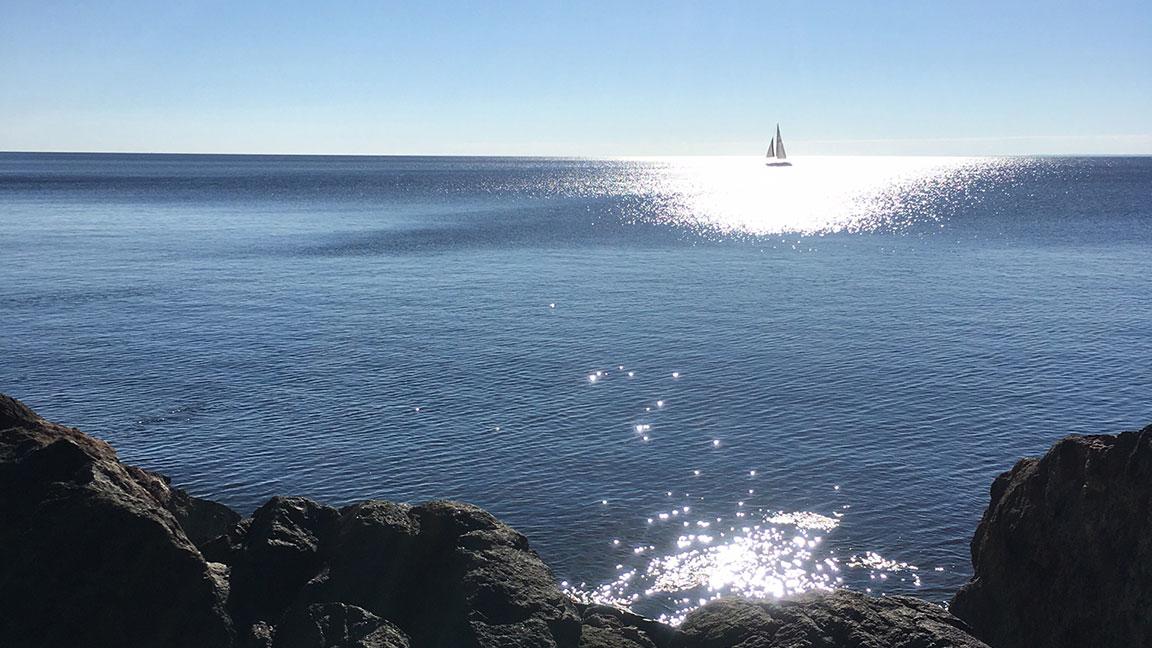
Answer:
2, 154, 1150, 620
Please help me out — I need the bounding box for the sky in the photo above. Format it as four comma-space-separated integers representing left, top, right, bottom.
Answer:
1, 1, 1150, 156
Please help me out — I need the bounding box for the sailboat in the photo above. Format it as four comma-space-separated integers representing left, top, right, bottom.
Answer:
765, 124, 791, 167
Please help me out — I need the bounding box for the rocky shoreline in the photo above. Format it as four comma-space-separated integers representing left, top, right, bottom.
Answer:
2, 393, 1149, 647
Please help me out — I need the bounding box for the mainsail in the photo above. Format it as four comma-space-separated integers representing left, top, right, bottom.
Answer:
765, 124, 791, 166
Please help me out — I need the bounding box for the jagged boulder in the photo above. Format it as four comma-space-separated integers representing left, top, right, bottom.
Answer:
241, 621, 277, 648
577, 604, 678, 648
20, 391, 1146, 648
127, 462, 242, 547
580, 625, 655, 648
0, 394, 235, 648
272, 603, 410, 648
950, 426, 1152, 648
307, 499, 583, 647
199, 489, 582, 647
676, 591, 987, 648
209, 495, 583, 646
0, 393, 240, 547
218, 496, 341, 629
0, 394, 583, 648
314, 500, 422, 617
408, 500, 582, 647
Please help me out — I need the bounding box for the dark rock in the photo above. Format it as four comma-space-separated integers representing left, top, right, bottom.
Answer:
0, 394, 241, 548
272, 603, 410, 648
676, 591, 987, 648
205, 497, 582, 647
578, 604, 674, 648
127, 463, 243, 547
411, 500, 581, 647
0, 394, 120, 465
581, 626, 653, 648
174, 487, 244, 546
316, 500, 422, 615
950, 426, 1152, 648
0, 395, 234, 648
0, 393, 42, 430
243, 621, 276, 648
0, 393, 995, 648
203, 516, 254, 563
225, 496, 341, 628
315, 499, 582, 647
16, 392, 1103, 648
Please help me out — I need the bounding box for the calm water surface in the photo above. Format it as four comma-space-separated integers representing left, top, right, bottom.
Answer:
2, 153, 1150, 622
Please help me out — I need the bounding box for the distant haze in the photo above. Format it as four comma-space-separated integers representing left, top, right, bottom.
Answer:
2, 1, 1150, 156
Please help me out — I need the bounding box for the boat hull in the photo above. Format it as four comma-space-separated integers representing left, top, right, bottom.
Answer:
764, 161, 792, 167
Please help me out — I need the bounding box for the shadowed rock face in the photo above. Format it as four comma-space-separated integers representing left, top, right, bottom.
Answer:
14, 392, 1141, 648
0, 394, 587, 648
406, 500, 584, 647
676, 591, 987, 648
272, 603, 410, 648
127, 462, 243, 547
0, 394, 235, 648
950, 426, 1152, 648
278, 498, 583, 647
221, 496, 342, 630
576, 604, 679, 648
204, 494, 585, 647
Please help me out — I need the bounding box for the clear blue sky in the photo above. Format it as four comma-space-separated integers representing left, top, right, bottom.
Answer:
2, 1, 1150, 155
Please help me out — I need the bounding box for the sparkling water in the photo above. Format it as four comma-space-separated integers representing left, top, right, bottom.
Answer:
3, 153, 1149, 621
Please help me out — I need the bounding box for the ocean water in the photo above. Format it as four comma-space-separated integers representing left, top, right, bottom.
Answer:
2, 153, 1150, 622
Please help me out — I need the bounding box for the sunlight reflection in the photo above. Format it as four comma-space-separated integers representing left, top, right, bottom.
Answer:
569, 509, 843, 625
569, 506, 924, 626
614, 156, 1008, 236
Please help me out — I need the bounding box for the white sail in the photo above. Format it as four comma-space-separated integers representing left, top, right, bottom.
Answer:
764, 124, 792, 166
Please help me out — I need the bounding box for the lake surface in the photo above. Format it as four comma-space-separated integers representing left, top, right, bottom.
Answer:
2, 153, 1150, 622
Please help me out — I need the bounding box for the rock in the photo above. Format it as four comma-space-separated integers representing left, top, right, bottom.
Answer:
272, 603, 410, 648
410, 500, 582, 647
316, 500, 422, 616
950, 426, 1152, 648
0, 392, 39, 429
314, 499, 582, 647
580, 626, 654, 648
127, 463, 243, 547
204, 494, 581, 647
243, 621, 276, 648
0, 393, 241, 548
224, 496, 341, 628
0, 394, 234, 648
577, 604, 676, 648
676, 591, 988, 648
26, 391, 1135, 648
0, 393, 119, 464
0, 392, 582, 648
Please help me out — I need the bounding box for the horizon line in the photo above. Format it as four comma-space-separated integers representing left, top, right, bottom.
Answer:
3, 150, 1151, 159
4, 132, 1150, 158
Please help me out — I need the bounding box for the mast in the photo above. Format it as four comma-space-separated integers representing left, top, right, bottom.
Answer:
775, 124, 787, 159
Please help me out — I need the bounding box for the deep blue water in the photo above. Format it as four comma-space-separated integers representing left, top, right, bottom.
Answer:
2, 153, 1150, 621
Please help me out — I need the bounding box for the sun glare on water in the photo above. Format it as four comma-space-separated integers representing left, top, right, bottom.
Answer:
565, 362, 940, 625
616, 156, 999, 237
567, 505, 924, 626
